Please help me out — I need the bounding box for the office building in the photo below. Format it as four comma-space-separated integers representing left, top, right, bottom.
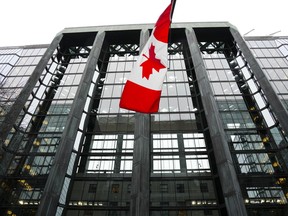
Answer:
1, 22, 288, 216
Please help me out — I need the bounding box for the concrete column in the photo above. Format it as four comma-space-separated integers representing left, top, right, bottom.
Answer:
177, 134, 187, 173
230, 27, 288, 136
114, 134, 123, 173
185, 28, 248, 216
130, 113, 150, 216
130, 29, 151, 216
36, 31, 105, 216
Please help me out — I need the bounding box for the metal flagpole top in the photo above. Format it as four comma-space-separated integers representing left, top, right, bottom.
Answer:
171, 0, 177, 18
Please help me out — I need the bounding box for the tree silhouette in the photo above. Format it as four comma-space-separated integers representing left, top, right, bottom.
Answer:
0, 78, 22, 119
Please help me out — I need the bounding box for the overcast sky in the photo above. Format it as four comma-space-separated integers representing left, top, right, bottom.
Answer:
0, 0, 287, 47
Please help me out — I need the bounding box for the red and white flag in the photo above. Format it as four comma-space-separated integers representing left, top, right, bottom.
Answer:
119, 1, 174, 113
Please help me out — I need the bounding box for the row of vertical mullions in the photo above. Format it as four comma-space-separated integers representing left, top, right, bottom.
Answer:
185, 34, 218, 203
1, 46, 70, 178
187, 28, 249, 215
8, 45, 74, 198
223, 43, 277, 132
147, 31, 222, 214
35, 32, 105, 215
237, 52, 279, 148
182, 42, 207, 133
65, 34, 110, 185
63, 33, 137, 214
224, 42, 288, 176
0, 35, 65, 216
231, 30, 288, 211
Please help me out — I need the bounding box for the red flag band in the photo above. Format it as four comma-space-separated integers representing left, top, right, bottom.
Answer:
119, 2, 174, 113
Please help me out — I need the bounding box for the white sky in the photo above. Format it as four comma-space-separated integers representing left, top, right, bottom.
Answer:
0, 0, 287, 47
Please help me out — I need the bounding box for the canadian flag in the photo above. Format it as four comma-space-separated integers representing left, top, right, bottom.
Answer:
119, 2, 174, 113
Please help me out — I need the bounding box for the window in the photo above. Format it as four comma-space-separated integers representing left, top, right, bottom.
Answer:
127, 184, 131, 193
160, 184, 168, 193
204, 209, 213, 215
108, 211, 118, 216
88, 184, 97, 193
161, 210, 169, 216
176, 183, 185, 193
112, 184, 120, 193
160, 202, 169, 216
200, 182, 209, 193
177, 202, 186, 206
160, 201, 169, 206
110, 202, 118, 206
84, 210, 93, 216
178, 210, 187, 216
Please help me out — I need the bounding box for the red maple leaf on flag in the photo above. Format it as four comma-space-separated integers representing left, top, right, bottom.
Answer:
140, 44, 166, 80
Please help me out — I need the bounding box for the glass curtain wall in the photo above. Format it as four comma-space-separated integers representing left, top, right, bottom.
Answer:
245, 38, 288, 110
0, 39, 91, 215
63, 29, 226, 216
64, 31, 139, 216
149, 31, 225, 216
0, 46, 46, 124
199, 30, 288, 215
3, 27, 288, 216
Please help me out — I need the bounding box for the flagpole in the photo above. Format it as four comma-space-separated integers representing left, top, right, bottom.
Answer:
171, 0, 177, 18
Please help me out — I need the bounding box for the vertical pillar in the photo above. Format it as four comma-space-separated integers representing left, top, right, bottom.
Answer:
177, 134, 187, 173
36, 31, 105, 216
114, 134, 123, 173
0, 34, 63, 174
230, 27, 288, 136
130, 29, 150, 216
185, 28, 248, 216
130, 113, 150, 216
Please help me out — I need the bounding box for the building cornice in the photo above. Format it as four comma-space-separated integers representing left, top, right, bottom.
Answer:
60, 22, 234, 35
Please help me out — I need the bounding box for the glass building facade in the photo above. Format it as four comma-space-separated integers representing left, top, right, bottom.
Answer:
1, 23, 288, 216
